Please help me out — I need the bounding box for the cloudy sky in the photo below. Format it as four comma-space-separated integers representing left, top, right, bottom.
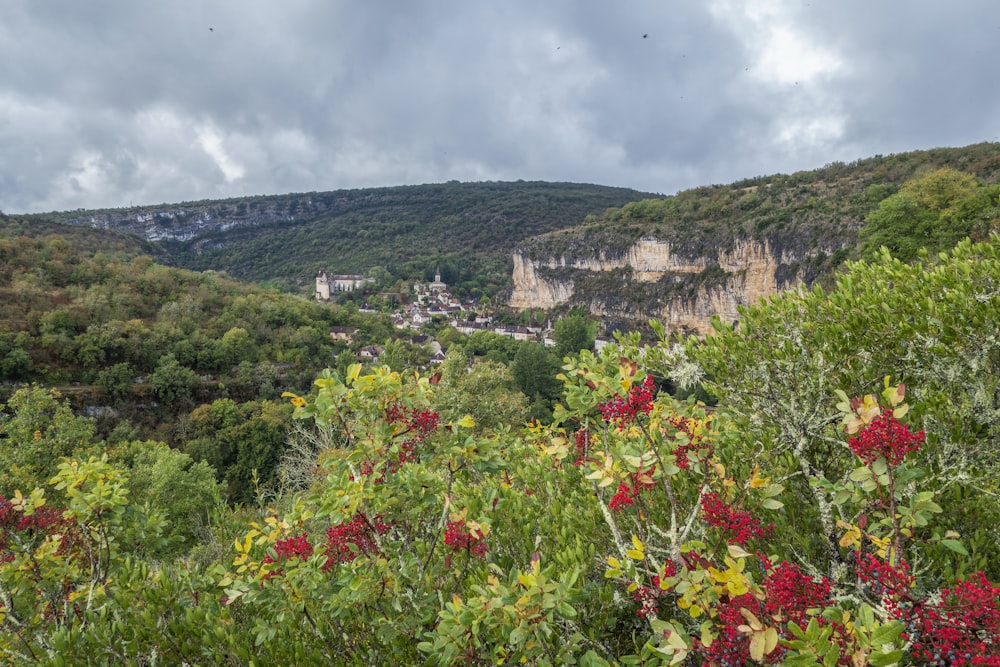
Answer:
3, 1, 999, 213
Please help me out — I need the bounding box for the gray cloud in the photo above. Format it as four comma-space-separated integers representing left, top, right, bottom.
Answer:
2, 1, 999, 213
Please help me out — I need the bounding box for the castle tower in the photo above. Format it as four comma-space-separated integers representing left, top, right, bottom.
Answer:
316, 270, 331, 300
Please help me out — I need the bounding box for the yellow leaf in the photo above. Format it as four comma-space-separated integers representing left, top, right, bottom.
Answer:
631, 534, 644, 551
740, 608, 763, 631
749, 631, 765, 661
764, 627, 779, 654
838, 524, 861, 549
727, 544, 751, 559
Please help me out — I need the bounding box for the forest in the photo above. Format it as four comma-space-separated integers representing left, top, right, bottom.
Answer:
1, 161, 1000, 664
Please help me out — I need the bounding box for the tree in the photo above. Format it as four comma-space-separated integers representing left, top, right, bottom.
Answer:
553, 314, 596, 360
433, 357, 529, 433
96, 362, 134, 404
510, 342, 560, 419
858, 168, 988, 262
221, 326, 255, 367
149, 353, 199, 406
0, 386, 101, 495
379, 338, 406, 372
108, 440, 220, 554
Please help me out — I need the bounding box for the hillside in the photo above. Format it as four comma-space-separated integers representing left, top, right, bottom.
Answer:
508, 142, 1000, 332
28, 181, 654, 297
0, 211, 165, 261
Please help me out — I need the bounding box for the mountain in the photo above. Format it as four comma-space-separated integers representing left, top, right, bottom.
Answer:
507, 142, 1000, 333
27, 181, 655, 297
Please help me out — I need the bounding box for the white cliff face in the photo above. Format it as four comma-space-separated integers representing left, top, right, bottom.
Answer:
509, 253, 575, 309
509, 237, 807, 334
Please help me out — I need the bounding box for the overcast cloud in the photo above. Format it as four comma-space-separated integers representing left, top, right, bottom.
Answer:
3, 1, 999, 213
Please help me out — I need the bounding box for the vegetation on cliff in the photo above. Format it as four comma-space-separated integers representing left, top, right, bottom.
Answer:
510, 144, 1000, 324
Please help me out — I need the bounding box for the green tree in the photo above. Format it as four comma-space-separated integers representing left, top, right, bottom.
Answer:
221, 326, 255, 367
108, 440, 220, 554
96, 362, 134, 404
859, 168, 985, 261
0, 386, 101, 495
510, 342, 560, 420
379, 339, 406, 372
553, 314, 597, 360
433, 355, 529, 433
149, 353, 199, 406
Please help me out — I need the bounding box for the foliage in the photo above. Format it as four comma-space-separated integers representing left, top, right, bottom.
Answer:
554, 314, 598, 360
0, 387, 101, 497
510, 342, 562, 420
433, 352, 530, 434
686, 236, 1000, 579
106, 440, 221, 554
859, 168, 999, 261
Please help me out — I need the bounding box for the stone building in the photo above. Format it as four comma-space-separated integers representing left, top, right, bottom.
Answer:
316, 270, 369, 299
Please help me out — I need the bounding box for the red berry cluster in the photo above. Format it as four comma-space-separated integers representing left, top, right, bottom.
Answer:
856, 552, 914, 601
632, 584, 660, 619
702, 593, 767, 666
630, 562, 678, 619
322, 512, 391, 569
696, 564, 845, 666
385, 403, 440, 440
262, 532, 314, 579
571, 428, 592, 466
608, 468, 658, 512
700, 491, 773, 545
901, 572, 1000, 666
1, 495, 77, 563
599, 375, 656, 426
443, 519, 487, 557
763, 560, 832, 628
358, 405, 442, 483
848, 412, 924, 466
668, 415, 710, 469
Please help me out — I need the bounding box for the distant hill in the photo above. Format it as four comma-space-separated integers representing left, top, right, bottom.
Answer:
27, 181, 655, 297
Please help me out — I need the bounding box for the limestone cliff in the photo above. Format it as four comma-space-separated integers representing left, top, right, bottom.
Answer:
509, 237, 829, 334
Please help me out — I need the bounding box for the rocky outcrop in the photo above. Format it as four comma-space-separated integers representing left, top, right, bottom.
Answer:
509, 237, 819, 334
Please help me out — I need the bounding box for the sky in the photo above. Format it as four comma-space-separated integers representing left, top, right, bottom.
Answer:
3, 1, 999, 213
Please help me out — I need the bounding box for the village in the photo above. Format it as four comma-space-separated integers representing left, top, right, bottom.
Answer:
315, 269, 610, 366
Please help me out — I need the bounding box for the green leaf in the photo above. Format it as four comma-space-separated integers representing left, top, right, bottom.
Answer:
869, 621, 903, 647
849, 466, 872, 482
870, 650, 905, 667
940, 539, 969, 555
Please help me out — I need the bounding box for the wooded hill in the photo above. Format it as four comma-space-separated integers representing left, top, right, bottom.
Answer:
506, 143, 1000, 328
25, 181, 654, 297
517, 142, 1000, 267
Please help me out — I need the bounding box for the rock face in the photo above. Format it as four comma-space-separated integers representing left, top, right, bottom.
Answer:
509, 237, 818, 334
